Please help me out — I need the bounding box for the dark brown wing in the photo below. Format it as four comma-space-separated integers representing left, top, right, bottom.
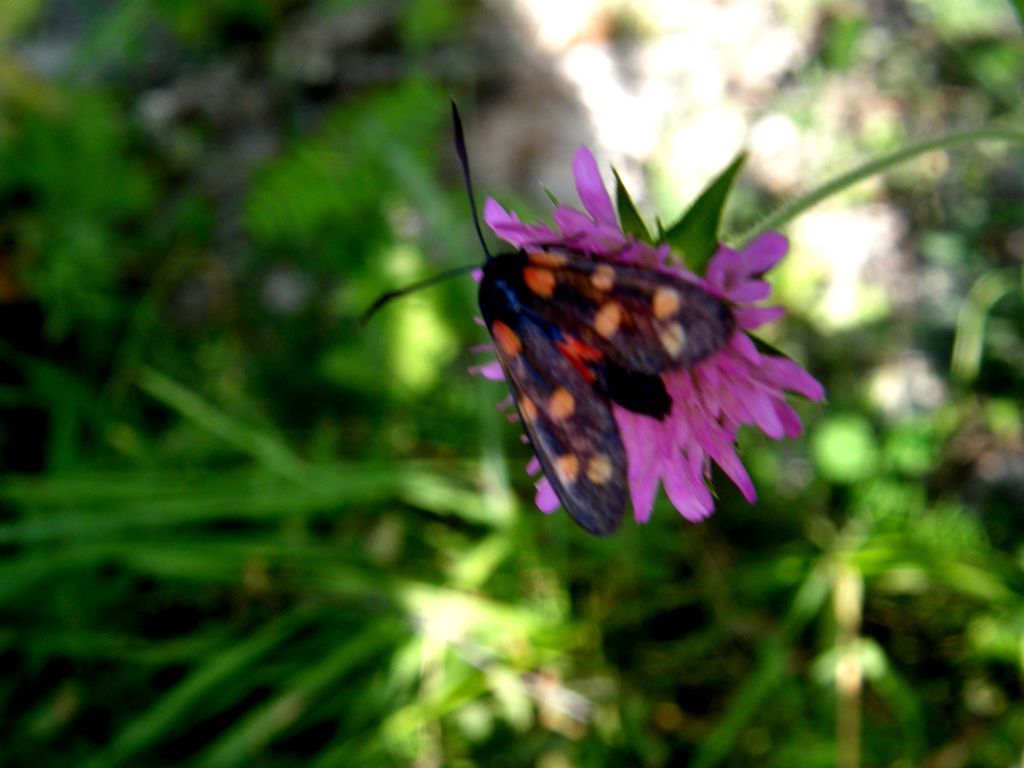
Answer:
505, 248, 734, 374
484, 313, 627, 536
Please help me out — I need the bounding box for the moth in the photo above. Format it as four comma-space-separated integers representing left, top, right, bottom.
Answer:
365, 103, 734, 535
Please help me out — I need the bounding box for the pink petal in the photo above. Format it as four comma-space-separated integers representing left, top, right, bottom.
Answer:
572, 147, 617, 227
535, 478, 560, 513
613, 406, 661, 523
552, 207, 625, 251
483, 198, 558, 248
706, 437, 757, 503
734, 306, 785, 329
705, 245, 741, 288
728, 332, 762, 365
526, 456, 541, 475
553, 206, 598, 235
742, 232, 788, 275
630, 474, 660, 524
763, 357, 826, 401
663, 458, 714, 521
772, 398, 805, 438
727, 279, 772, 303
717, 381, 757, 429
483, 198, 517, 230
747, 386, 785, 439
470, 361, 504, 381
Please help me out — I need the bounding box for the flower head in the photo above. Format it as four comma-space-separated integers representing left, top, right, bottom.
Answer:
475, 147, 824, 525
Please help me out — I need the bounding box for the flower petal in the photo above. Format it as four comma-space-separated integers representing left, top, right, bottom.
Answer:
470, 361, 504, 381
705, 244, 744, 288
763, 357, 826, 402
663, 457, 714, 521
535, 478, 560, 513
772, 398, 805, 438
727, 279, 772, 303
613, 406, 661, 523
727, 332, 762, 365
552, 207, 625, 251
484, 198, 558, 248
572, 147, 617, 227
703, 430, 757, 503
743, 232, 788, 275
735, 306, 785, 329
553, 206, 598, 236
747, 386, 785, 439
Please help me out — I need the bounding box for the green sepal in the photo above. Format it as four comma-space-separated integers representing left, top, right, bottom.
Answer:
663, 151, 747, 272
613, 167, 653, 243
749, 333, 791, 361
541, 184, 561, 207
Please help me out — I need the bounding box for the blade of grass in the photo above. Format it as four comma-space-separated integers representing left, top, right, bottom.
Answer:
136, 367, 309, 483
0, 464, 485, 544
83, 608, 314, 768
197, 618, 407, 768
691, 563, 830, 768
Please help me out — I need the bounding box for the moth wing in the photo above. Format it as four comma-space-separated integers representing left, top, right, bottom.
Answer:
490, 317, 627, 536
525, 250, 734, 374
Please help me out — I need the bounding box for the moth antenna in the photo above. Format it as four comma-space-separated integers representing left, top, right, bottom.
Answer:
359, 263, 479, 326
451, 99, 492, 262
361, 103, 489, 327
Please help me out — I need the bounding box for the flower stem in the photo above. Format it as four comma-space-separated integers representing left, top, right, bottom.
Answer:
733, 126, 1024, 246
834, 563, 863, 768
951, 269, 1017, 384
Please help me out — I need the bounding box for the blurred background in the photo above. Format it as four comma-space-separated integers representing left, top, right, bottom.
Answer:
1, 1, 1023, 766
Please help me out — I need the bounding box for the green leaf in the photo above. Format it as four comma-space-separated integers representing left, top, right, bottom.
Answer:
613, 168, 652, 243
663, 152, 747, 273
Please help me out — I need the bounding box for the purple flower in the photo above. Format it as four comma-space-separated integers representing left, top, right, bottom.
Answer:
474, 147, 824, 525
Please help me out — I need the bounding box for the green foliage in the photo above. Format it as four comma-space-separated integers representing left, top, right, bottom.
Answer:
245, 80, 447, 258
663, 152, 746, 272
614, 168, 653, 244
0, 0, 43, 42
1, 1, 1023, 766
811, 414, 879, 484
0, 90, 155, 339
152, 0, 279, 47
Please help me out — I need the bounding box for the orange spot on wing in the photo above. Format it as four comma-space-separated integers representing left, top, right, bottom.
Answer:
548, 388, 576, 420
556, 454, 580, 484
591, 264, 615, 291
523, 267, 556, 298
491, 321, 522, 357
586, 453, 613, 484
594, 301, 622, 338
